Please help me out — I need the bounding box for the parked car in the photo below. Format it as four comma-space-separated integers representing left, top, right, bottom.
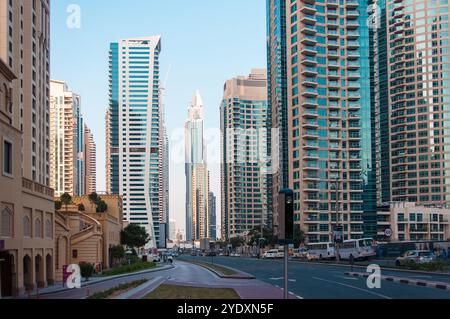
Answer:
150, 254, 161, 263
276, 250, 285, 259
306, 252, 320, 261
262, 249, 278, 259
395, 250, 436, 266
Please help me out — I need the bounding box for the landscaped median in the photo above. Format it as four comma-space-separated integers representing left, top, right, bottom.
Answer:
182, 259, 255, 279
145, 284, 240, 299
87, 279, 149, 299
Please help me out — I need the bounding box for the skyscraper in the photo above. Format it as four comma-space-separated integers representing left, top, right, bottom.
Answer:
185, 91, 210, 241
84, 124, 97, 195
49, 80, 84, 197
267, 0, 289, 227
382, 0, 450, 206
208, 191, 217, 240
220, 69, 271, 239
106, 36, 164, 248
269, 0, 377, 243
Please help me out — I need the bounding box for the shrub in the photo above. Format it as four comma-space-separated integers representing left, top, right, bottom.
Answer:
80, 263, 95, 281
102, 261, 155, 277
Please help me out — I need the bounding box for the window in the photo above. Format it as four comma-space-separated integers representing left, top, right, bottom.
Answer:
1, 206, 13, 237
45, 219, 52, 239
35, 218, 42, 238
23, 216, 31, 237
3, 139, 12, 176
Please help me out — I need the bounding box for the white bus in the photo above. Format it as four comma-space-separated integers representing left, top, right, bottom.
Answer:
339, 238, 376, 260
307, 242, 335, 260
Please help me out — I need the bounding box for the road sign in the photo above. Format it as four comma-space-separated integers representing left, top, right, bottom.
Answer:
384, 228, 392, 238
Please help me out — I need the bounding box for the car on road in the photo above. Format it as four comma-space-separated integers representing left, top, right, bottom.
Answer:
262, 249, 279, 259
276, 250, 285, 259
292, 248, 308, 259
150, 254, 161, 263
230, 253, 241, 257
395, 250, 436, 266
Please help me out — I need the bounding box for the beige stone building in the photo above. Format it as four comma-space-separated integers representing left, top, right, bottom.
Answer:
54, 195, 123, 281
377, 202, 450, 242
1, 0, 54, 298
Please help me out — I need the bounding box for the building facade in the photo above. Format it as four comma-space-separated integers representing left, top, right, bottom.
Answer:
377, 202, 450, 242
185, 91, 209, 241
268, 0, 378, 243
106, 37, 163, 248
84, 124, 96, 195
0, 0, 55, 297
382, 0, 450, 205
50, 80, 84, 197
208, 191, 217, 240
220, 69, 271, 239
267, 0, 289, 233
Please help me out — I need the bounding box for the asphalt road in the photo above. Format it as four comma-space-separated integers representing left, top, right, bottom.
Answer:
184, 256, 450, 299
35, 261, 289, 299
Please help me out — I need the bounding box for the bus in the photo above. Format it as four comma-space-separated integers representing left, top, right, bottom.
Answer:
306, 242, 335, 260
339, 238, 376, 260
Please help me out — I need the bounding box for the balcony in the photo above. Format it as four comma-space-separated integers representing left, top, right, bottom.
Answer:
302, 97, 318, 107
346, 0, 359, 8
346, 21, 360, 29
301, 35, 317, 45
302, 45, 318, 56
22, 178, 54, 200
302, 88, 318, 97
327, 0, 339, 7
347, 10, 360, 19
301, 25, 317, 35
301, 56, 318, 66
302, 67, 318, 76
327, 9, 339, 18
301, 4, 317, 15
302, 77, 318, 87
347, 40, 360, 49
301, 14, 317, 25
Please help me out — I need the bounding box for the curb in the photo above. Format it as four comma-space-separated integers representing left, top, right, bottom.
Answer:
181, 260, 256, 280
32, 264, 175, 297
345, 272, 450, 291
113, 276, 167, 299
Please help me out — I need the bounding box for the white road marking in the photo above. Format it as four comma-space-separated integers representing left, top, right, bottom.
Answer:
312, 277, 392, 300
335, 275, 359, 281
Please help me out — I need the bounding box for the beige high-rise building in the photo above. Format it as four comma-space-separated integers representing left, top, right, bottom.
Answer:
220, 69, 271, 239
49, 80, 83, 197
0, 0, 55, 297
84, 124, 96, 195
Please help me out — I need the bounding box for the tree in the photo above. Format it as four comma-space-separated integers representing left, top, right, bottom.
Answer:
248, 227, 277, 248
60, 193, 72, 212
121, 224, 150, 251
54, 201, 62, 211
229, 236, 245, 249
78, 204, 85, 212
110, 245, 125, 266
79, 263, 95, 281
96, 200, 108, 213
88, 192, 100, 207
293, 224, 306, 247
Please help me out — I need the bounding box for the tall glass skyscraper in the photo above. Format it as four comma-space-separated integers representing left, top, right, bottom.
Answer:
268, 0, 377, 242
185, 91, 210, 241
107, 36, 164, 248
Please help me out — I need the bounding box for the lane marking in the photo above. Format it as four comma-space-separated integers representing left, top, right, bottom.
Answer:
312, 277, 392, 300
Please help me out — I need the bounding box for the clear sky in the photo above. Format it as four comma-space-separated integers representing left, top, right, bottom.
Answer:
51, 0, 267, 235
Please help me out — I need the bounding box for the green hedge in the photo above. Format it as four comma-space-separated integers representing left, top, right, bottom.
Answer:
88, 279, 148, 299
102, 261, 156, 276
399, 260, 449, 272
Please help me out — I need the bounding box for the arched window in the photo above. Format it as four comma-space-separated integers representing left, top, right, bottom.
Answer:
23, 216, 31, 237
1, 206, 13, 237
45, 219, 53, 239
35, 218, 42, 238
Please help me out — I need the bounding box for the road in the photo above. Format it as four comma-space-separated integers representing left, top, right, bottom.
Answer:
183, 256, 450, 299
35, 261, 289, 299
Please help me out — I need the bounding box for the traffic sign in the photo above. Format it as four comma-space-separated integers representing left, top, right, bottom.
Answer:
384, 228, 392, 238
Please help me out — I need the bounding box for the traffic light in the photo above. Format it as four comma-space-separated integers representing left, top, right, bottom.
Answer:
278, 189, 294, 244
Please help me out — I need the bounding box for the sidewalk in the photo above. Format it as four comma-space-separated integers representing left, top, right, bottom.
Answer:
20, 264, 174, 298
345, 271, 450, 291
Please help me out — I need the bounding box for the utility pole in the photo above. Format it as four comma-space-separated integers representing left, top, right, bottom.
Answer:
335, 178, 341, 263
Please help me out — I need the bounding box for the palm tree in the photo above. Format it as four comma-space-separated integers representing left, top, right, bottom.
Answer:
60, 193, 72, 212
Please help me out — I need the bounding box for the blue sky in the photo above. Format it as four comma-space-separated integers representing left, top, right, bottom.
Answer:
51, 0, 267, 234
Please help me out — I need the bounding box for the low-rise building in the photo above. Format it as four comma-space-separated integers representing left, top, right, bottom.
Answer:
0, 59, 55, 297
377, 202, 450, 242
54, 195, 123, 281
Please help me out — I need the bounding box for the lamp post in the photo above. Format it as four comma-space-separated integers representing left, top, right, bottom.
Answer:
334, 178, 342, 263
